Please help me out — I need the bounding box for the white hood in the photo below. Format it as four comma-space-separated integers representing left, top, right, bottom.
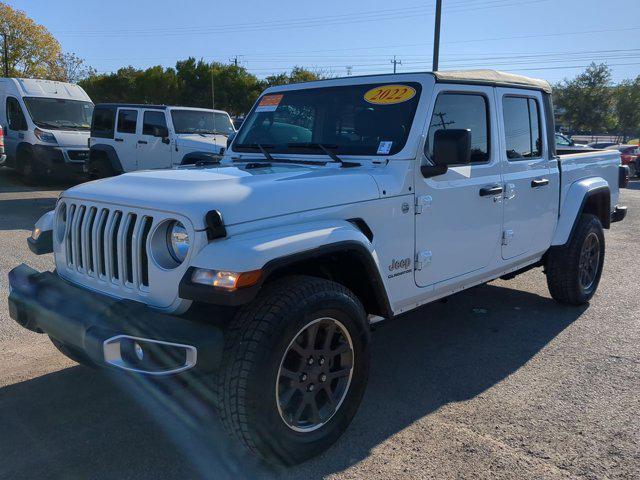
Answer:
63, 164, 381, 229
49, 129, 90, 148
176, 133, 227, 154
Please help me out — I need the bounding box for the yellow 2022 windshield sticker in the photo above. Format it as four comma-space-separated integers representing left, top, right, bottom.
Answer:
364, 85, 416, 105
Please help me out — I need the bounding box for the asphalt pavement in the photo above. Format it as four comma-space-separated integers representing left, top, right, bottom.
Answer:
0, 167, 638, 479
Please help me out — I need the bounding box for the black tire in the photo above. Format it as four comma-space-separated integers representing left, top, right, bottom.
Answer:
18, 150, 44, 186
216, 276, 370, 465
87, 159, 116, 180
49, 336, 95, 367
628, 163, 637, 179
546, 213, 605, 305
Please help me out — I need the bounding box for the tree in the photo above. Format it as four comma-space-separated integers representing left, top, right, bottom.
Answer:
554, 63, 615, 133
614, 77, 640, 142
0, 2, 65, 79
264, 66, 323, 87
57, 52, 96, 83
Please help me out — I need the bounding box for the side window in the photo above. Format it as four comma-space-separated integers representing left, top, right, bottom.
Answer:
6, 97, 27, 131
555, 134, 570, 146
426, 93, 490, 164
91, 106, 115, 139
142, 110, 167, 135
117, 109, 138, 134
503, 97, 542, 160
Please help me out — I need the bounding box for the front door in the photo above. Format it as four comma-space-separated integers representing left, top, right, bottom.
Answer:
496, 88, 558, 260
115, 108, 140, 171
137, 109, 172, 170
415, 85, 503, 288
5, 96, 28, 162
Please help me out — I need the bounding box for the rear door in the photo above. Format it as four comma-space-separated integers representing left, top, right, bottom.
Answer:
114, 108, 140, 171
497, 89, 558, 259
414, 85, 503, 288
137, 109, 172, 170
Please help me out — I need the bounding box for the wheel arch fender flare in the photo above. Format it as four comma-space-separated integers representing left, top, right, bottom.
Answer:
551, 177, 610, 246
185, 220, 393, 317
89, 144, 123, 173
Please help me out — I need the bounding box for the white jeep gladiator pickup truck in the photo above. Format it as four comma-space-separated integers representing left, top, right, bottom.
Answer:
9, 70, 628, 464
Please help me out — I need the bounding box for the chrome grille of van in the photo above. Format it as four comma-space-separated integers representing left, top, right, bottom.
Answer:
60, 201, 153, 290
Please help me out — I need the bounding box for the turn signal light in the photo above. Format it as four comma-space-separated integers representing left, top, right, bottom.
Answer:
191, 268, 262, 290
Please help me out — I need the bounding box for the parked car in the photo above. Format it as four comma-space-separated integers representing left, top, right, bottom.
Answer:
11, 70, 627, 465
232, 115, 245, 130
606, 144, 640, 177
0, 78, 93, 183
87, 104, 235, 178
555, 133, 594, 153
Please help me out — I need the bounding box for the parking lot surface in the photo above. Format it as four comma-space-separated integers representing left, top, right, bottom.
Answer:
0, 167, 638, 479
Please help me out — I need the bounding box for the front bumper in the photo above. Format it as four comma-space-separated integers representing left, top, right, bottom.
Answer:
8, 264, 224, 377
32, 145, 87, 174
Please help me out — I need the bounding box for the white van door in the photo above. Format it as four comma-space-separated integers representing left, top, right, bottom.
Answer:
414, 85, 503, 288
496, 89, 559, 260
137, 109, 172, 170
5, 96, 29, 162
114, 108, 140, 171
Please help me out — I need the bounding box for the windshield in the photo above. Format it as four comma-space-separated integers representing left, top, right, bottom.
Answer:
171, 110, 235, 135
23, 97, 94, 130
234, 82, 422, 156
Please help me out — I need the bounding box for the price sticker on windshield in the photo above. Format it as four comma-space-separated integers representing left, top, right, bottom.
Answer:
256, 94, 283, 112
364, 85, 416, 105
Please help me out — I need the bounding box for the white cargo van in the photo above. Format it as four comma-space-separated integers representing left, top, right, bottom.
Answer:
0, 78, 94, 183
87, 104, 234, 178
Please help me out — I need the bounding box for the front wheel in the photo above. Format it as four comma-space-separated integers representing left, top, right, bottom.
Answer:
546, 213, 605, 305
216, 276, 370, 465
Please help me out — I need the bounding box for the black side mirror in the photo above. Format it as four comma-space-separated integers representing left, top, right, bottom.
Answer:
421, 129, 471, 178
153, 126, 169, 138
227, 131, 236, 148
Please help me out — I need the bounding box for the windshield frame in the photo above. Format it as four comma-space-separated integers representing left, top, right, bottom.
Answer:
170, 109, 235, 135
233, 81, 423, 157
23, 97, 94, 131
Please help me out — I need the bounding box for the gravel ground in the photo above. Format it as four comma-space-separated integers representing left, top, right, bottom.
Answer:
0, 167, 638, 479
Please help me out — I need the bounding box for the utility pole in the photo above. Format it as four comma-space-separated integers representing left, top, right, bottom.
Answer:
391, 55, 402, 74
432, 0, 442, 71
2, 31, 8, 77
230, 56, 239, 67
346, 66, 353, 76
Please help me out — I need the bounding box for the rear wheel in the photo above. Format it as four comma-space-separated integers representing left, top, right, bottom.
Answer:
546, 214, 605, 305
216, 276, 370, 465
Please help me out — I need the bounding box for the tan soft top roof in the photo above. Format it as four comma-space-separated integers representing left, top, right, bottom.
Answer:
433, 69, 552, 94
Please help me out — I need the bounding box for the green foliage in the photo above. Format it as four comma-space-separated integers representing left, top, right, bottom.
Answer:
614, 77, 640, 140
553, 63, 615, 133
79, 60, 324, 115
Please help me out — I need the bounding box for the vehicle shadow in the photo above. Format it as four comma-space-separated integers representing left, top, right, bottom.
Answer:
0, 198, 58, 231
0, 281, 586, 479
0, 167, 78, 193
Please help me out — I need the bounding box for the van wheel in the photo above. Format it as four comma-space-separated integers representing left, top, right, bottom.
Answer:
88, 160, 115, 180
546, 214, 605, 305
216, 276, 370, 465
18, 151, 43, 185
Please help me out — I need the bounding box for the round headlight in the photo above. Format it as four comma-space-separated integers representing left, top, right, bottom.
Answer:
167, 221, 190, 263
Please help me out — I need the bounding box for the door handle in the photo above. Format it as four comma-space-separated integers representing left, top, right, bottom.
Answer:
115, 138, 124, 142
531, 178, 549, 188
137, 140, 148, 145
479, 185, 503, 197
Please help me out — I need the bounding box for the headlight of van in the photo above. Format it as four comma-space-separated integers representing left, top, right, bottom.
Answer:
167, 221, 190, 263
34, 127, 58, 144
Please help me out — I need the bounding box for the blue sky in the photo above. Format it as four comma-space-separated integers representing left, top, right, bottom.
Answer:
8, 0, 640, 84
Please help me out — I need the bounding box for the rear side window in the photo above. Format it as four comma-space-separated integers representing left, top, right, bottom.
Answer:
142, 110, 167, 135
117, 109, 138, 134
91, 106, 116, 139
503, 97, 542, 159
6, 97, 27, 131
426, 93, 490, 164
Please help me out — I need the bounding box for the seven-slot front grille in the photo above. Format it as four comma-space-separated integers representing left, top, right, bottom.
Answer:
60, 202, 153, 290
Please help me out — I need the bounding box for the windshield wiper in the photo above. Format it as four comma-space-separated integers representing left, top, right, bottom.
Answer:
34, 121, 61, 130
234, 143, 325, 166
286, 143, 359, 168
